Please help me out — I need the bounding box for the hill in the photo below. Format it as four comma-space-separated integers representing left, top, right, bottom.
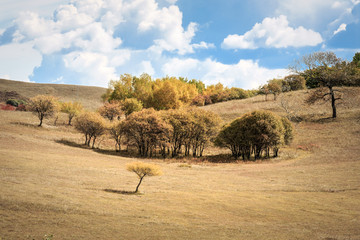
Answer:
0, 79, 106, 110
0, 85, 360, 239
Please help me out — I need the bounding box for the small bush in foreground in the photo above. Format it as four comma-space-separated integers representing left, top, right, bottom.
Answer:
126, 162, 162, 193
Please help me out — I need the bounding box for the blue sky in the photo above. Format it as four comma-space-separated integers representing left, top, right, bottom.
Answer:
0, 0, 359, 89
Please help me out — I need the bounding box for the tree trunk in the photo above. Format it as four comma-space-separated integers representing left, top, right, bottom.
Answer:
135, 175, 145, 193
92, 136, 96, 148
39, 114, 43, 127
329, 86, 337, 118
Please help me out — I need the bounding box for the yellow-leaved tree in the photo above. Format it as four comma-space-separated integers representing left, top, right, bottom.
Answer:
28, 95, 59, 127
126, 162, 162, 193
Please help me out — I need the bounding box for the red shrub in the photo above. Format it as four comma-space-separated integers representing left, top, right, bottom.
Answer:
16, 104, 27, 111
1, 104, 16, 111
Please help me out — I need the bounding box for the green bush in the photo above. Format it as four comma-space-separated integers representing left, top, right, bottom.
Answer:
6, 99, 19, 107
215, 110, 294, 160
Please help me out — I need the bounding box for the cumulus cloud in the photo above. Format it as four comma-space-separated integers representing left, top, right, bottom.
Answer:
275, 0, 354, 28
0, 42, 42, 81
2, 0, 216, 85
222, 15, 323, 49
162, 58, 288, 89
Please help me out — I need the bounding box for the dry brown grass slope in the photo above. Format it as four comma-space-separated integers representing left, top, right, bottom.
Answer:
0, 86, 360, 239
0, 79, 106, 110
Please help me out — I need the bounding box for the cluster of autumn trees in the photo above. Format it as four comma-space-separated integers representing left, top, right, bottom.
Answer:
22, 51, 360, 161
75, 108, 222, 158
101, 74, 257, 110
26, 94, 294, 161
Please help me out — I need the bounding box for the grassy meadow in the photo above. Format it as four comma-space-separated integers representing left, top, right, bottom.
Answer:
0, 81, 360, 239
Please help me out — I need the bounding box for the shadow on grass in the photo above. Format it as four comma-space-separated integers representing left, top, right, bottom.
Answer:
55, 139, 139, 158
11, 121, 40, 128
55, 139, 267, 164
104, 189, 142, 195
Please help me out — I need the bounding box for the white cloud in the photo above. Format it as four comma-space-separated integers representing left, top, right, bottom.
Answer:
0, 42, 42, 81
162, 58, 288, 89
3, 0, 214, 87
222, 15, 323, 49
334, 23, 347, 34
63, 51, 117, 86
63, 49, 131, 86
126, 0, 206, 55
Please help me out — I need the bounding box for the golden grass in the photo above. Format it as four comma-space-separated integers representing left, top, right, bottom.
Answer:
0, 87, 360, 239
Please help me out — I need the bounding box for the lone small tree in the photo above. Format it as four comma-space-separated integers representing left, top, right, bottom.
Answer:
126, 162, 162, 193
28, 95, 59, 126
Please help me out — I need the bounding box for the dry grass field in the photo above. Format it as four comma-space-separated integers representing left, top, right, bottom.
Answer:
0, 79, 105, 110
0, 82, 360, 239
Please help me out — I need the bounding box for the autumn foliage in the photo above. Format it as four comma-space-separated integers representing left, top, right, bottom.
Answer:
126, 162, 162, 193
28, 95, 59, 126
74, 112, 107, 148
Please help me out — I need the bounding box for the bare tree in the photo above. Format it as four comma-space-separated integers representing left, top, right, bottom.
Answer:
291, 51, 352, 118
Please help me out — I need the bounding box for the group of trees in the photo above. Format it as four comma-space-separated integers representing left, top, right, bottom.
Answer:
102, 74, 257, 110
22, 50, 360, 161
81, 107, 222, 158
259, 75, 307, 101
215, 111, 293, 160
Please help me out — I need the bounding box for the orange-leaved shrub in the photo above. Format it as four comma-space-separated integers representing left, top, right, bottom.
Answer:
74, 112, 107, 148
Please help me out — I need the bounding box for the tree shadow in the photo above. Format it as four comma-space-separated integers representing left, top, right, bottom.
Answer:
55, 139, 89, 149
103, 189, 142, 195
11, 121, 39, 128
305, 116, 336, 124
55, 139, 143, 158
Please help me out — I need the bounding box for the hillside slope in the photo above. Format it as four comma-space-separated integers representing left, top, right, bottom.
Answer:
0, 79, 106, 110
0, 85, 359, 239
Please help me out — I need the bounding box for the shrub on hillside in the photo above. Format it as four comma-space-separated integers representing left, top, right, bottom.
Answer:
98, 102, 122, 121
27, 95, 59, 126
61, 101, 83, 125
123, 109, 172, 157
16, 104, 27, 111
1, 104, 16, 111
215, 110, 293, 160
74, 112, 107, 148
6, 99, 19, 107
